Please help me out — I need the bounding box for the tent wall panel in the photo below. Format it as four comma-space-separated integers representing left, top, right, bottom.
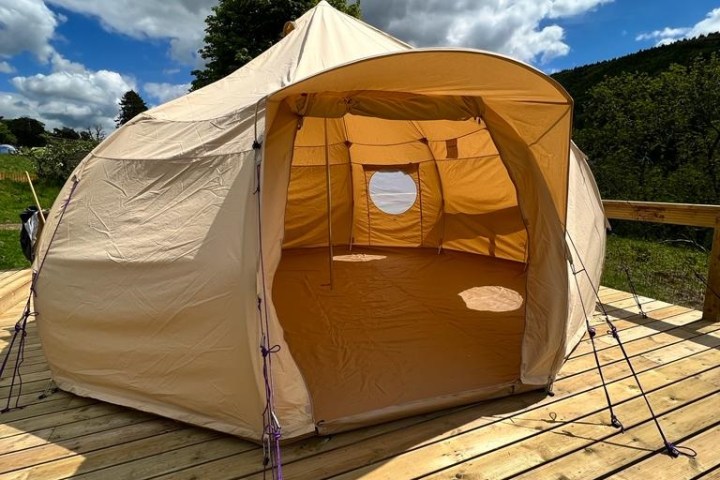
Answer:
35, 153, 267, 439
435, 155, 527, 261
283, 164, 353, 248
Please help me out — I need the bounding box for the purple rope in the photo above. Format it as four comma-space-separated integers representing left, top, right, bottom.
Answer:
254, 145, 283, 479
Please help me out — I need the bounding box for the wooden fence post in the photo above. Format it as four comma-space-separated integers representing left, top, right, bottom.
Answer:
703, 219, 720, 321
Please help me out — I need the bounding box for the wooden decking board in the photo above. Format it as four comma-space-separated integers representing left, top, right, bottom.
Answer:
0, 269, 717, 479
559, 322, 720, 379
695, 464, 720, 479
339, 369, 720, 480
609, 424, 720, 480
0, 403, 129, 440
253, 352, 720, 480
511, 394, 720, 479
0, 423, 218, 480
71, 436, 257, 480
147, 404, 486, 480
569, 304, 698, 358
0, 410, 157, 455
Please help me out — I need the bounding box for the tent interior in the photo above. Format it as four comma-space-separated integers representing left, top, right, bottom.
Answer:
272, 112, 533, 425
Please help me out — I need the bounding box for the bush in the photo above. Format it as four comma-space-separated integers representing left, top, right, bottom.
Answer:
28, 139, 96, 184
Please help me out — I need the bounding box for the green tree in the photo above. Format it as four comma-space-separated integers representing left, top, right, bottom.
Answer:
5, 117, 46, 147
191, 0, 361, 90
115, 90, 149, 127
0, 121, 17, 145
575, 55, 720, 244
51, 127, 80, 140
31, 139, 98, 184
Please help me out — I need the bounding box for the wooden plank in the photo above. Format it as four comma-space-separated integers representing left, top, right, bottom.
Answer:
602, 200, 720, 227
511, 393, 719, 479
0, 411, 155, 455
341, 369, 720, 480
0, 276, 31, 314
0, 425, 219, 480
0, 403, 132, 440
610, 424, 720, 480
0, 271, 30, 293
697, 466, 720, 479
559, 324, 720, 380
71, 436, 256, 480
569, 307, 705, 361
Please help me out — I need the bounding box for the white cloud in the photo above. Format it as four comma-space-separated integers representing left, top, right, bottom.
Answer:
362, 0, 613, 64
5, 65, 135, 130
549, 0, 613, 18
144, 82, 190, 104
636, 8, 720, 46
0, 61, 15, 74
45, 0, 216, 65
0, 0, 59, 61
0, 0, 617, 131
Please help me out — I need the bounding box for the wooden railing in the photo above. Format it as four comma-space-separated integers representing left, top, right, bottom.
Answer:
602, 200, 720, 321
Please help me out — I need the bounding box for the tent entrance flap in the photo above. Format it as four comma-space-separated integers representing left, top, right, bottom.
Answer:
272, 246, 526, 426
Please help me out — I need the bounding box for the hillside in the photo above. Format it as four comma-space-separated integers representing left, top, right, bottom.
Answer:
552, 32, 720, 127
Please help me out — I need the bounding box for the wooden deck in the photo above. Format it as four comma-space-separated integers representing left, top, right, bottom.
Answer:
0, 268, 718, 479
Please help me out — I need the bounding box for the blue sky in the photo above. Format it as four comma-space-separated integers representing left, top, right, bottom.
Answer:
1, 0, 719, 131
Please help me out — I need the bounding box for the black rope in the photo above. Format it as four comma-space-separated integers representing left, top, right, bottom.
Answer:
570, 261, 624, 431
566, 233, 682, 458
0, 295, 35, 412
623, 267, 647, 318
604, 321, 680, 457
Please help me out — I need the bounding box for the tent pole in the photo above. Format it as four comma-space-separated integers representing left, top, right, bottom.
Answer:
324, 117, 334, 289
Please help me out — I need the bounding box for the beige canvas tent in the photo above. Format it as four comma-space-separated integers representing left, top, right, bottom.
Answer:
33, 1, 606, 442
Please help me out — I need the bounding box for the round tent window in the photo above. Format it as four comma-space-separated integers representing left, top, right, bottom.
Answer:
368, 170, 418, 215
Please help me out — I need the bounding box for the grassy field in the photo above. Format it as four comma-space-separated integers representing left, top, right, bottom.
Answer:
602, 234, 708, 309
0, 154, 34, 174
0, 154, 60, 270
0, 179, 62, 224
0, 229, 29, 270
0, 155, 61, 224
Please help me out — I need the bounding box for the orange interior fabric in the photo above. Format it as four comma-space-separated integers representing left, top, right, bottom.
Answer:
273, 246, 526, 425
282, 115, 528, 262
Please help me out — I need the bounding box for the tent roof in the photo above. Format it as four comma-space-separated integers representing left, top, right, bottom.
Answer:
148, 1, 410, 122
145, 1, 570, 124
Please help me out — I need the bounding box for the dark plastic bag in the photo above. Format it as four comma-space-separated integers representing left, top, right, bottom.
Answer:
19, 206, 45, 262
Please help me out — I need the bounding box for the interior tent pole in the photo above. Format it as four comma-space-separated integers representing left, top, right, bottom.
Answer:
341, 117, 354, 251
324, 117, 334, 289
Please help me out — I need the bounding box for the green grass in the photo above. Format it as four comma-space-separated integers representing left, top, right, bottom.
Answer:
0, 154, 35, 174
0, 229, 31, 270
0, 154, 61, 269
0, 179, 62, 224
0, 153, 62, 224
602, 234, 708, 309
